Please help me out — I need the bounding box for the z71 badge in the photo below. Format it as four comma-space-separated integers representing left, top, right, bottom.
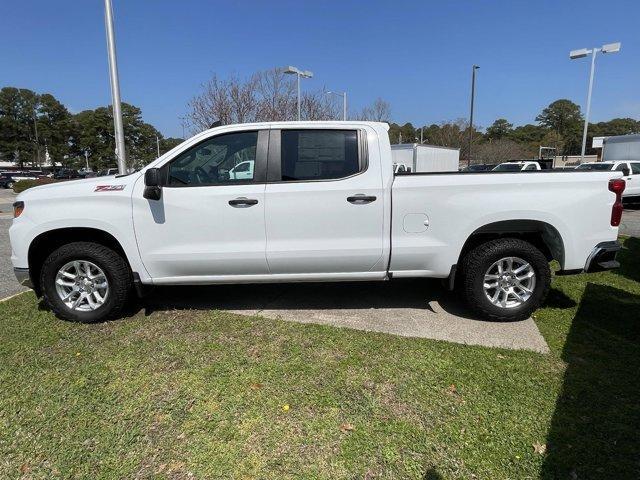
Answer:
94, 185, 126, 192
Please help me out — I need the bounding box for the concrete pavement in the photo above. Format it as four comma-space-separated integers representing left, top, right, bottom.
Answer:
145, 281, 550, 353
620, 206, 640, 238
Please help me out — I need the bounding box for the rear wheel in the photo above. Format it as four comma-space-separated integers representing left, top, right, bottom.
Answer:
40, 242, 132, 322
459, 238, 551, 321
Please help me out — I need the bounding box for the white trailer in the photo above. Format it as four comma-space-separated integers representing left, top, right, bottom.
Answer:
391, 143, 460, 173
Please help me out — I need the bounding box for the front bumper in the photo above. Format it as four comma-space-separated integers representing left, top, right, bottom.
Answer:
584, 241, 622, 273
14, 268, 33, 288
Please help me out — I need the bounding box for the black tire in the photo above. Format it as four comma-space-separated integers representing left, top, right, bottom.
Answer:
40, 242, 132, 323
459, 238, 551, 321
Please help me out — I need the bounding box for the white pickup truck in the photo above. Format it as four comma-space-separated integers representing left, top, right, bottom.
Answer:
10, 121, 625, 323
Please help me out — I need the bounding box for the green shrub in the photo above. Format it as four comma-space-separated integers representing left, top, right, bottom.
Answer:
12, 177, 57, 193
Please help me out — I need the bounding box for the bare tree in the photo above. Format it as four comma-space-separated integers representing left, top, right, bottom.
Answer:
359, 98, 391, 122
254, 68, 296, 121
427, 119, 484, 161
185, 69, 339, 133
475, 138, 531, 164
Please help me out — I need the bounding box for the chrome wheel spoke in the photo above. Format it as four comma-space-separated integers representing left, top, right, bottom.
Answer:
55, 260, 109, 312
483, 256, 536, 309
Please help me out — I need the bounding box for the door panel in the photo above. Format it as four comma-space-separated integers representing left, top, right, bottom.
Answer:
132, 129, 269, 280
265, 129, 385, 274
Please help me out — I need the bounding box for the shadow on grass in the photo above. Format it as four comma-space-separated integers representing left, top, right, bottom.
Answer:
543, 288, 577, 309
422, 468, 444, 479
616, 236, 640, 283
541, 283, 640, 479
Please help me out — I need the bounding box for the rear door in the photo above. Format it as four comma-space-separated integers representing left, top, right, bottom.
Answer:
264, 128, 385, 275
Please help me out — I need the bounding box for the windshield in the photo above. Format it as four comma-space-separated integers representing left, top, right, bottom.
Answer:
575, 163, 612, 171
492, 163, 522, 172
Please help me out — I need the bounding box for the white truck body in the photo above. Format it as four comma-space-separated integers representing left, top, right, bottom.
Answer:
9, 121, 625, 322
391, 143, 459, 173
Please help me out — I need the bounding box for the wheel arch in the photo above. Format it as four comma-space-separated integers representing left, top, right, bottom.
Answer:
28, 227, 131, 296
456, 219, 565, 271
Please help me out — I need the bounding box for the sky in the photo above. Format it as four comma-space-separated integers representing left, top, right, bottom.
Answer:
2, 0, 639, 138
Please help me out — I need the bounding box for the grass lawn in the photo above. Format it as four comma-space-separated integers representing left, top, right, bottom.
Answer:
1, 238, 639, 479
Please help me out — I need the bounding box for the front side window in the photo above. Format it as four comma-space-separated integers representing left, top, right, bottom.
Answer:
168, 131, 258, 186
280, 130, 360, 181
631, 163, 640, 175
524, 164, 537, 171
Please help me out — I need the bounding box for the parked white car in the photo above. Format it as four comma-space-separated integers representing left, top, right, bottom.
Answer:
10, 121, 625, 323
576, 161, 640, 202
492, 161, 541, 172
228, 160, 254, 180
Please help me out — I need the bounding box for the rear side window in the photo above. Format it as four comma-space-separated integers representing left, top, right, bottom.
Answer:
614, 163, 627, 172
280, 130, 360, 181
631, 163, 640, 175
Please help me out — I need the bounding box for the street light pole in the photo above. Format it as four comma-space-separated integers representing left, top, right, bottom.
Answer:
468, 65, 479, 167
570, 42, 621, 162
296, 73, 301, 121
581, 49, 597, 162
104, 0, 127, 174
284, 66, 313, 121
327, 91, 347, 120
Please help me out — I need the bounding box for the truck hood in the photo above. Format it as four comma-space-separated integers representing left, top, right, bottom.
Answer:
17, 173, 141, 202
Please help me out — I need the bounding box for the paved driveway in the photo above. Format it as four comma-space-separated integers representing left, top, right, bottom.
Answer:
620, 206, 640, 237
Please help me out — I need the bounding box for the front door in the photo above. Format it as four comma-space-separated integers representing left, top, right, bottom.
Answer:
264, 128, 385, 275
133, 129, 269, 281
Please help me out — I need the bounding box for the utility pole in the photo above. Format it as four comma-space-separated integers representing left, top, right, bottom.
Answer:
85, 150, 90, 171
155, 135, 161, 157
468, 65, 479, 167
104, 0, 127, 174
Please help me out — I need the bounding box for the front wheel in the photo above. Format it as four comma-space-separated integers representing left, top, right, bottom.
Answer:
459, 238, 551, 321
40, 242, 132, 322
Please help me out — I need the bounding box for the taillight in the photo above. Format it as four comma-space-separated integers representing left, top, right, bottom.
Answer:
13, 201, 24, 218
609, 179, 625, 226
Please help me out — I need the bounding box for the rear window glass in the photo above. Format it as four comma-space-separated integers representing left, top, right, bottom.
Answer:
576, 163, 612, 171
492, 164, 522, 172
281, 130, 360, 181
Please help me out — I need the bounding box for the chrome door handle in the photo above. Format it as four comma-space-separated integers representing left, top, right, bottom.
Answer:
347, 194, 377, 204
229, 197, 258, 207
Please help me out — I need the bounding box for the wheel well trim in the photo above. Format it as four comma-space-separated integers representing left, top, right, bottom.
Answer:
26, 224, 148, 294
454, 218, 567, 273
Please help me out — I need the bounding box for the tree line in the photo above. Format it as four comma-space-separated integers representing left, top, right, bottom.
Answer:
389, 99, 640, 163
2, 72, 639, 170
0, 87, 183, 170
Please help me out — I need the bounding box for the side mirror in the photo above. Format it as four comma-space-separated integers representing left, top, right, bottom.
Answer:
143, 168, 162, 200
621, 167, 630, 177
